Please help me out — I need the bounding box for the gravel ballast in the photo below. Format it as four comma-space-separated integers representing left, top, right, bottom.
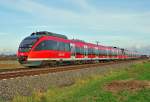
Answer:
0, 60, 144, 101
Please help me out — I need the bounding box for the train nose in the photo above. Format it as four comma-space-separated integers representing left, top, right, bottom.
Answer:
17, 52, 29, 63
18, 56, 28, 64
18, 56, 28, 61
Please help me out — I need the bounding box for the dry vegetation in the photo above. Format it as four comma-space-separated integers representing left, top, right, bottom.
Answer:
104, 80, 150, 93
0, 55, 16, 61
0, 55, 23, 70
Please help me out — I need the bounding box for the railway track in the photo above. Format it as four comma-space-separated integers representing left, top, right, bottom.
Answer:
0, 60, 143, 80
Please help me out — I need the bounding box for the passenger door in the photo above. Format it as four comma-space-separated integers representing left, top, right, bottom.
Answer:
70, 43, 76, 60
84, 45, 88, 59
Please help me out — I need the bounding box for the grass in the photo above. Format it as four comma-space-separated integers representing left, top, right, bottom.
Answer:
11, 61, 150, 102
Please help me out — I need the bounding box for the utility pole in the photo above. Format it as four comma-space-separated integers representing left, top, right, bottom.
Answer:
96, 41, 100, 45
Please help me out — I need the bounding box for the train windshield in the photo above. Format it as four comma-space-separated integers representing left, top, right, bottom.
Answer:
19, 37, 38, 52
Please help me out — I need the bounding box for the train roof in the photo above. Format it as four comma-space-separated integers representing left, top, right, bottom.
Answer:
72, 39, 86, 43
31, 31, 68, 39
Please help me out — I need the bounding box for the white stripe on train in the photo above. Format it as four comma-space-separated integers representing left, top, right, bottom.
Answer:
27, 57, 119, 61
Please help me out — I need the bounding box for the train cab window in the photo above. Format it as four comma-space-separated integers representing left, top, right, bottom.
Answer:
19, 37, 38, 52
34, 41, 44, 50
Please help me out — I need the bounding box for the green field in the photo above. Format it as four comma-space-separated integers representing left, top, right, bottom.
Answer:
12, 61, 150, 102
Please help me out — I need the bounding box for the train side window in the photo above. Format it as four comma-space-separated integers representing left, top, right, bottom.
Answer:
94, 49, 96, 55
88, 48, 91, 54
46, 40, 58, 50
79, 47, 84, 54
91, 49, 94, 54
109, 50, 112, 55
34, 40, 58, 51
99, 50, 102, 55
75, 47, 79, 54
100, 50, 107, 55
75, 47, 84, 54
57, 42, 70, 52
102, 50, 106, 55
81, 47, 84, 54
88, 48, 94, 54
65, 43, 71, 52
84, 48, 88, 55
58, 42, 65, 51
108, 50, 112, 55
95, 49, 99, 55
76, 47, 80, 54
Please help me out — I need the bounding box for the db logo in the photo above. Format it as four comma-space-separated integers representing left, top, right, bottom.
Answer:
20, 53, 24, 56
59, 53, 64, 56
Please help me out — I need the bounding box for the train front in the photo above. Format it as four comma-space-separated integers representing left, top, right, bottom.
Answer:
17, 35, 40, 67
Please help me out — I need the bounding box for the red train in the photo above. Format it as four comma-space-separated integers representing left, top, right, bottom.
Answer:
17, 31, 141, 67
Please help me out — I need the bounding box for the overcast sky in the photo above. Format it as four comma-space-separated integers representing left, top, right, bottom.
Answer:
0, 0, 150, 54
